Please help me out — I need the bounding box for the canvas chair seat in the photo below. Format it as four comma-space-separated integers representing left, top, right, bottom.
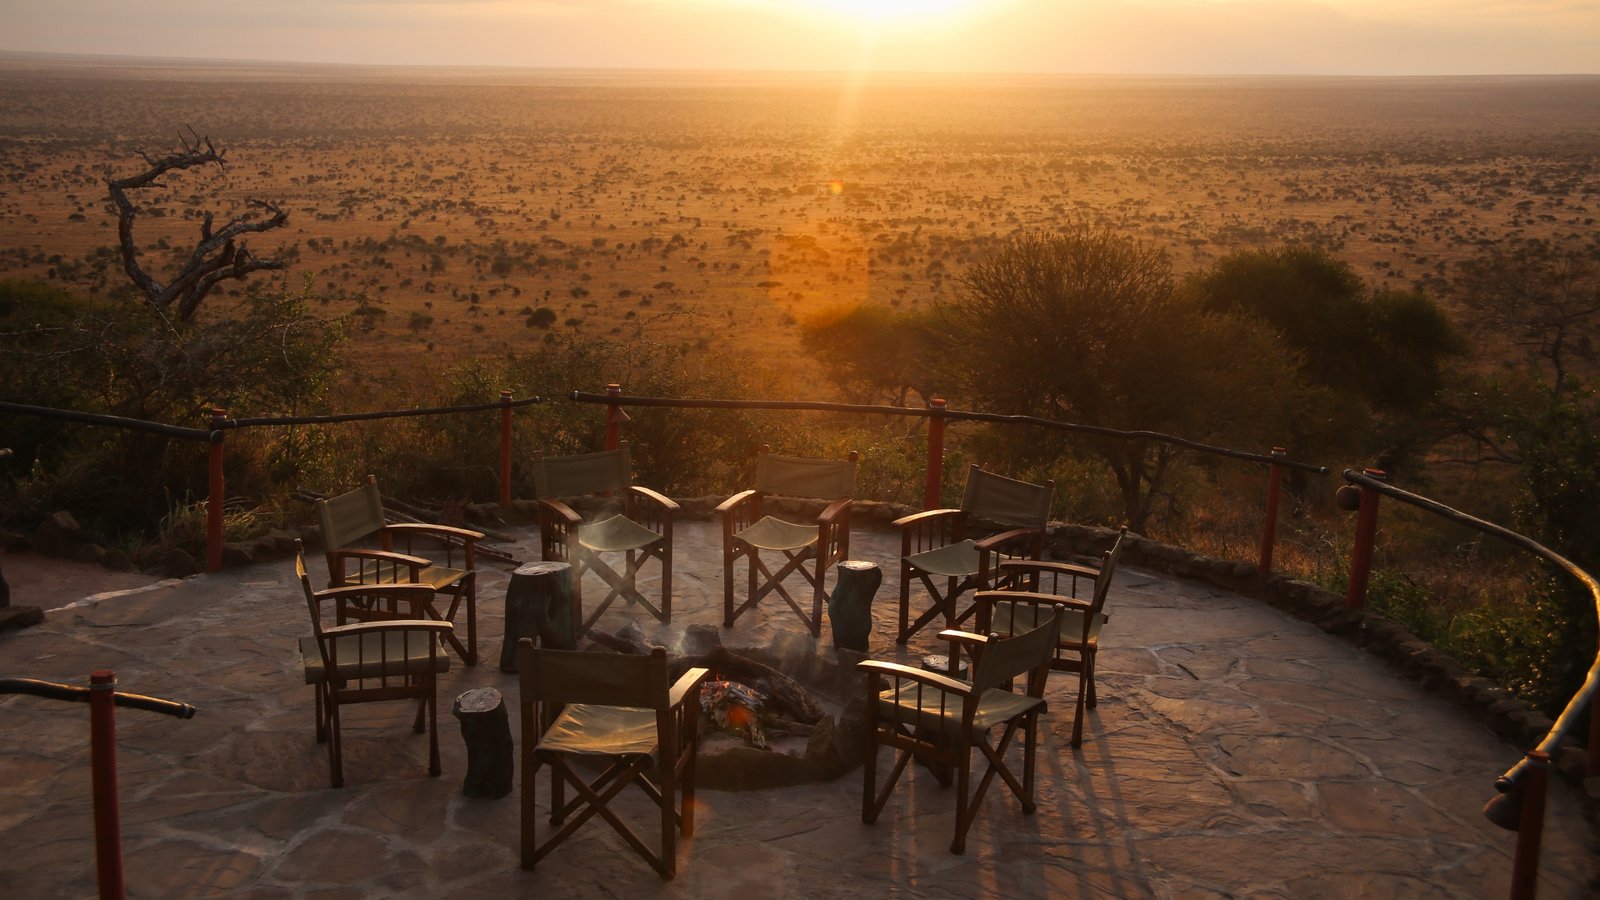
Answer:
299, 629, 452, 685
578, 513, 667, 554
905, 539, 980, 578
735, 515, 821, 552
354, 563, 471, 594
538, 703, 664, 757
877, 680, 1046, 741
994, 603, 1106, 643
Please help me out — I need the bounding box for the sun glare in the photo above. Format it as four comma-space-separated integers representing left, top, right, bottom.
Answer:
801, 0, 976, 25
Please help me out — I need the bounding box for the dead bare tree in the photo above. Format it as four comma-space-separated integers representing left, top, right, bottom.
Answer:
106, 128, 288, 322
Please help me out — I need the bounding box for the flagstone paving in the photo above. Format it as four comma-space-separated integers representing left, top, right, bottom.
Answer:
0, 520, 1593, 897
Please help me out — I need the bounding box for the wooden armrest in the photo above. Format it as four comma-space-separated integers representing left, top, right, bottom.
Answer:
669, 666, 712, 708
538, 498, 583, 526
322, 619, 453, 638
715, 489, 758, 516
937, 628, 991, 647
386, 522, 485, 543
974, 526, 1041, 552
891, 507, 959, 529
629, 484, 680, 511
975, 589, 1093, 610
326, 548, 431, 568
858, 659, 973, 696
997, 558, 1097, 579
817, 497, 852, 525
316, 583, 437, 604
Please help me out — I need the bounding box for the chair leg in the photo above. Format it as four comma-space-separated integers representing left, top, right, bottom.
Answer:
897, 562, 912, 644
722, 547, 738, 628
952, 740, 974, 854
660, 545, 672, 624
427, 677, 441, 777
660, 760, 677, 880
313, 684, 327, 743
1072, 654, 1093, 749
862, 725, 878, 823
463, 575, 478, 667
521, 756, 540, 869
327, 701, 344, 789
1085, 649, 1099, 708
810, 553, 827, 638
1022, 711, 1039, 810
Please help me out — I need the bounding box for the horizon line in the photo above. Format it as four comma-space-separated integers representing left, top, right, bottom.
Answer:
2, 48, 1596, 82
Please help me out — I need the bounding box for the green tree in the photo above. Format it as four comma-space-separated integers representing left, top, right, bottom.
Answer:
798, 302, 938, 407
1188, 245, 1462, 471
936, 227, 1308, 532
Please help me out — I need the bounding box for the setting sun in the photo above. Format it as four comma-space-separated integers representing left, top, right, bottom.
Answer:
799, 0, 979, 25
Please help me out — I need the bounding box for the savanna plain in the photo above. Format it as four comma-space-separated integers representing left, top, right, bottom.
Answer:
3, 60, 1596, 385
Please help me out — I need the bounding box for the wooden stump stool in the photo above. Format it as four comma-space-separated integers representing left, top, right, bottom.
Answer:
499, 560, 577, 673
452, 687, 513, 799
827, 560, 881, 652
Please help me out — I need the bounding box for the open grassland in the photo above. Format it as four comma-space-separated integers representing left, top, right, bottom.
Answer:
2, 59, 1598, 389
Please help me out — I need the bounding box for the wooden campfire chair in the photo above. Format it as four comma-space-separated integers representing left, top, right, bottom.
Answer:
296, 542, 451, 788
716, 446, 857, 637
532, 443, 677, 638
316, 474, 483, 666
517, 641, 710, 880
893, 464, 1053, 644
974, 526, 1129, 748
858, 604, 1065, 854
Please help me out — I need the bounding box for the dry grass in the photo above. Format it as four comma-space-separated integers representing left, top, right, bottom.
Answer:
2, 62, 1596, 394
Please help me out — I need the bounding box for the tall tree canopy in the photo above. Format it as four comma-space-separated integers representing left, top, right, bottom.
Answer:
934, 226, 1307, 531
1187, 245, 1462, 470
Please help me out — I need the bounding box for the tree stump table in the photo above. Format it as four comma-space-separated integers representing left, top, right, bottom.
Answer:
499, 560, 578, 673
452, 687, 514, 799
827, 560, 881, 652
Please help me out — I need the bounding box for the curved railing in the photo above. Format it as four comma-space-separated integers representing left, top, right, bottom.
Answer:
1340, 468, 1598, 900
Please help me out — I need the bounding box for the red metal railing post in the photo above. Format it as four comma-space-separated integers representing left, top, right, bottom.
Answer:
1508, 750, 1550, 900
1345, 468, 1385, 610
1257, 446, 1287, 576
604, 383, 624, 451
498, 390, 514, 509
89, 670, 125, 900
205, 408, 226, 574
924, 398, 947, 510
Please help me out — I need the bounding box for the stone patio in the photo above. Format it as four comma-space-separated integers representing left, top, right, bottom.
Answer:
0, 520, 1594, 897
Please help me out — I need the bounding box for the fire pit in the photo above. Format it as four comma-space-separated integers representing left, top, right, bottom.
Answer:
590, 624, 869, 791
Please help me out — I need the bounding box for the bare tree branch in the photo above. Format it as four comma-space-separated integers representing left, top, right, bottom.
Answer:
105, 128, 288, 322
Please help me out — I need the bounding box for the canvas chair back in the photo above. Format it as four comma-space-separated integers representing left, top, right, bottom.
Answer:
521, 646, 670, 710
969, 605, 1063, 695
534, 444, 633, 499
1091, 529, 1129, 611
317, 477, 386, 549
961, 466, 1053, 529
753, 452, 856, 499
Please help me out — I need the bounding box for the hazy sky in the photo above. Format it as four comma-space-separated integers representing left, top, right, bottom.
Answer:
3, 0, 1596, 76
